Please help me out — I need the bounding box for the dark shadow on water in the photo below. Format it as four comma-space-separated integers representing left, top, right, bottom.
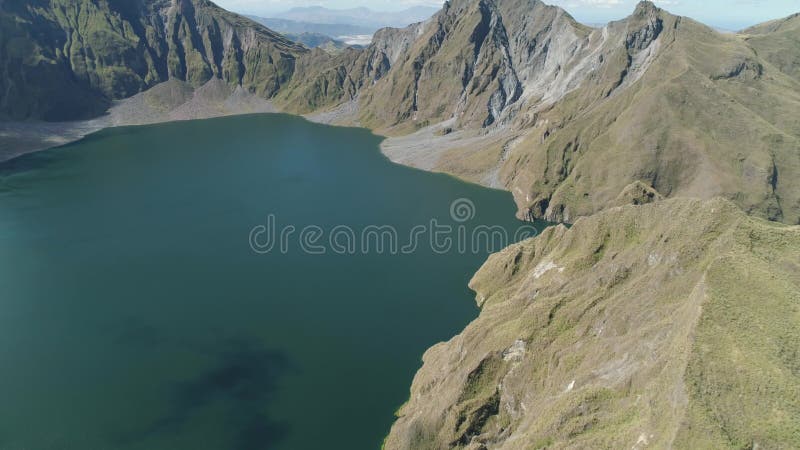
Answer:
0, 145, 64, 177
111, 338, 292, 449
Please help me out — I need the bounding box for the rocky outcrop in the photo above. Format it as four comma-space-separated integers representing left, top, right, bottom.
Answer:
385, 197, 800, 449
611, 180, 663, 207
0, 0, 305, 121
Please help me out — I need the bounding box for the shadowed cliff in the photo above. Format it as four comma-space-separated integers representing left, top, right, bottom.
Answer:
0, 0, 305, 120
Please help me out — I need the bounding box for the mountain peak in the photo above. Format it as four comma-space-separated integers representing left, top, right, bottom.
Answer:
634, 1, 660, 16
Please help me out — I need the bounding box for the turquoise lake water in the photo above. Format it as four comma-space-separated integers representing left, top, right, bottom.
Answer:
0, 114, 541, 449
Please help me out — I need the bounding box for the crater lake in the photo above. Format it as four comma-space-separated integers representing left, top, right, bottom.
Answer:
0, 114, 540, 450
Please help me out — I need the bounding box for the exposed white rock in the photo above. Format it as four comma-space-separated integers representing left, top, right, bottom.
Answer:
533, 260, 564, 279
503, 339, 527, 361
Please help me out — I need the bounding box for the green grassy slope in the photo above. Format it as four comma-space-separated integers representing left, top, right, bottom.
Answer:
742, 13, 800, 82
273, 45, 389, 114
385, 196, 800, 449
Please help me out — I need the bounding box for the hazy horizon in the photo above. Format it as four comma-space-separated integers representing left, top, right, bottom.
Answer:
217, 0, 799, 31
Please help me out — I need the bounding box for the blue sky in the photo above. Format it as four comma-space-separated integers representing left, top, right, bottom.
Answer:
217, 0, 800, 30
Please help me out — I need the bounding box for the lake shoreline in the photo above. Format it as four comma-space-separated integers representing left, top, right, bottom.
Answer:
0, 80, 523, 219
0, 79, 281, 164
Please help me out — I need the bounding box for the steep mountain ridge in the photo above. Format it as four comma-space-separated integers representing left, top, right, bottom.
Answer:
385, 196, 800, 449
490, 4, 800, 225
0, 0, 305, 120
285, 1, 671, 133
313, 0, 800, 226
355, 0, 595, 131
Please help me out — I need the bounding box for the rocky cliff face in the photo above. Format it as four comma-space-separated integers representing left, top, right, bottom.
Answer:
296, 0, 800, 226
499, 3, 800, 225
385, 196, 800, 449
344, 0, 669, 133
355, 0, 594, 132
0, 0, 305, 120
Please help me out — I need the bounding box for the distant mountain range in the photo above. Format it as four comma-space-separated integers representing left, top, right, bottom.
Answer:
283, 32, 353, 53
248, 6, 439, 49
271, 5, 440, 30
247, 16, 375, 38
